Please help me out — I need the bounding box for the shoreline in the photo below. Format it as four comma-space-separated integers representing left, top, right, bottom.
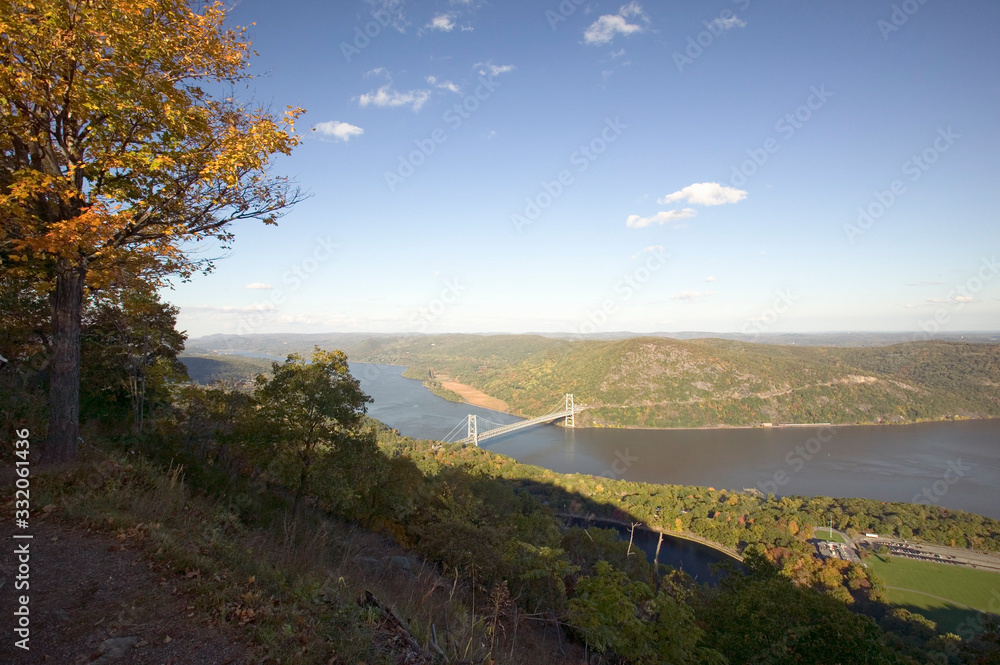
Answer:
436, 376, 511, 413
599, 416, 1000, 432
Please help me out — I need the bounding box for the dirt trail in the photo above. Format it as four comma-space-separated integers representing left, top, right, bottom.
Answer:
0, 519, 248, 664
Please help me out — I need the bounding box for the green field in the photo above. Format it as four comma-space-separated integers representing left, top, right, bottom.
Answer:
813, 527, 845, 543
866, 556, 1000, 633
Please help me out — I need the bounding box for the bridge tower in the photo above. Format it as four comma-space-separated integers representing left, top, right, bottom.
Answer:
565, 393, 575, 428
467, 414, 478, 446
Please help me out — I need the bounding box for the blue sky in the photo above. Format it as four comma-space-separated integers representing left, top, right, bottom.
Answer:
167, 0, 1000, 338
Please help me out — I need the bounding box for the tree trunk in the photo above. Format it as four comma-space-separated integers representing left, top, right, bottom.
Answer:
46, 260, 86, 464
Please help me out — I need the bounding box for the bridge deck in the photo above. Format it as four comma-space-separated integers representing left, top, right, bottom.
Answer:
461, 406, 589, 444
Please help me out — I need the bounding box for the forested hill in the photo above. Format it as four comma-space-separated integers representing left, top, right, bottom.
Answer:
184, 333, 1000, 428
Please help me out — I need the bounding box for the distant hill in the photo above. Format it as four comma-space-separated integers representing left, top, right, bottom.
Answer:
183, 333, 1000, 427
179, 354, 275, 386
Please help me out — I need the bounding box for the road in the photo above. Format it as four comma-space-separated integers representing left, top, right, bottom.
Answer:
856, 536, 1000, 572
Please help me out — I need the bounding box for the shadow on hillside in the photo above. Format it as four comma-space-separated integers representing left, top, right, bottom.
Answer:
492, 475, 744, 585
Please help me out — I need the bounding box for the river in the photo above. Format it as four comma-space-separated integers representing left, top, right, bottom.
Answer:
352, 362, 1000, 521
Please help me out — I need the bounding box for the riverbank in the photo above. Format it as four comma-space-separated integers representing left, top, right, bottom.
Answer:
583, 414, 999, 432
436, 376, 510, 412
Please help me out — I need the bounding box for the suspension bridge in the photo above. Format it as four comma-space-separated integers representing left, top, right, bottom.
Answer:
441, 394, 588, 446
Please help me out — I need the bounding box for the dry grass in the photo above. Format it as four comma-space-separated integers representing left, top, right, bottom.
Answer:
29, 447, 586, 665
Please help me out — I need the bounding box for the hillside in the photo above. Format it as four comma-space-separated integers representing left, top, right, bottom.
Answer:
183, 334, 1000, 428
179, 354, 275, 386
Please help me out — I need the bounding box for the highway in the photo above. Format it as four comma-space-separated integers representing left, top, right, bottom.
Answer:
811, 529, 1000, 572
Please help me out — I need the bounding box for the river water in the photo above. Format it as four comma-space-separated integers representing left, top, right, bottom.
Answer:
352, 362, 1000, 521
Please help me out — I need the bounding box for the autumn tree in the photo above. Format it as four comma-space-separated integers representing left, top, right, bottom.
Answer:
253, 348, 371, 520
0, 0, 303, 462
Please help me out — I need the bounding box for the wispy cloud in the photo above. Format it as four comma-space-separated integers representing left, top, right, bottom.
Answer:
474, 61, 515, 76
704, 276, 716, 283
671, 290, 715, 303
427, 13, 455, 31
658, 182, 747, 206
626, 208, 697, 229
426, 75, 461, 94
244, 282, 273, 290
357, 84, 431, 111
313, 120, 364, 142
187, 303, 277, 313
925, 296, 978, 304
708, 15, 746, 31
584, 2, 648, 46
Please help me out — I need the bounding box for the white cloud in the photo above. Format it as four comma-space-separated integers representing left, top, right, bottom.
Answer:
953, 295, 976, 303
584, 3, 647, 45
245, 282, 273, 290
658, 182, 747, 206
313, 120, 364, 142
708, 15, 746, 32
704, 276, 716, 283
671, 290, 715, 303
357, 84, 431, 111
426, 75, 461, 94
626, 208, 697, 229
474, 61, 515, 76
427, 13, 455, 31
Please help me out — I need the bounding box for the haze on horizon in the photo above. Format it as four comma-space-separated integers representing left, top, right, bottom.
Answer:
164, 0, 1000, 339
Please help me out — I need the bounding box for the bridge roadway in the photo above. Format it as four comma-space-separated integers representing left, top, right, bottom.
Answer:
461, 405, 590, 445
